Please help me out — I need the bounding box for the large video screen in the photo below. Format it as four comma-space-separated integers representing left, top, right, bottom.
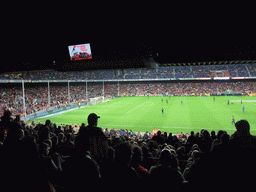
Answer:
68, 43, 92, 61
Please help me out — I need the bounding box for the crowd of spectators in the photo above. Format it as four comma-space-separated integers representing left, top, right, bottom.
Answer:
1, 110, 256, 191
247, 63, 256, 76
0, 64, 255, 80
1, 81, 256, 118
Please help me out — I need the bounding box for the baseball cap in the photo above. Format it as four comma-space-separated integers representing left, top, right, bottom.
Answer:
88, 113, 100, 124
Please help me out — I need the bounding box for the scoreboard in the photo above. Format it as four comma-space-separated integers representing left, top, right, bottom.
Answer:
68, 43, 92, 61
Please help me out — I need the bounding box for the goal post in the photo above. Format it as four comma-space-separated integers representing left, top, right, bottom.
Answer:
225, 90, 234, 96
90, 96, 104, 105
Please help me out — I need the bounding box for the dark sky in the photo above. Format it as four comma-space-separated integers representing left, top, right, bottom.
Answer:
3, 24, 256, 72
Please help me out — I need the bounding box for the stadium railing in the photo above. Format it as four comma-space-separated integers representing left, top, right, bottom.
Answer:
21, 101, 87, 122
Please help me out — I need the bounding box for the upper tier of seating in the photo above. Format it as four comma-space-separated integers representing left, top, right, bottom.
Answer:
1, 64, 255, 80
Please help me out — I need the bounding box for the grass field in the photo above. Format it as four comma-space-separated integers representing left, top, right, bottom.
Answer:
27, 96, 256, 136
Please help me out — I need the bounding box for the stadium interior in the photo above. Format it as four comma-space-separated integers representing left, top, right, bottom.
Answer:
1, 39, 256, 191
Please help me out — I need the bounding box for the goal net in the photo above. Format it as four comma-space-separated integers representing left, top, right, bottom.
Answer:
90, 96, 104, 105
225, 90, 234, 96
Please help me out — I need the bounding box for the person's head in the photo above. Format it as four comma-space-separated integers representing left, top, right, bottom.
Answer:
202, 130, 210, 138
220, 133, 230, 145
159, 149, 178, 167
211, 131, 216, 137
235, 120, 250, 137
87, 113, 100, 127
217, 130, 224, 140
45, 120, 51, 126
157, 131, 161, 136
113, 141, 133, 166
1, 110, 12, 122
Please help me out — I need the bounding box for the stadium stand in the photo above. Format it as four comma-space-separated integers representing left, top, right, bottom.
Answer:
1, 63, 256, 80
1, 109, 256, 191
1, 62, 256, 191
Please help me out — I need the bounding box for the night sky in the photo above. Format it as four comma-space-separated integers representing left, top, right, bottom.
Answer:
3, 26, 256, 72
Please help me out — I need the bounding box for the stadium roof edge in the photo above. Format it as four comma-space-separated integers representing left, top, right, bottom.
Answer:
158, 60, 254, 67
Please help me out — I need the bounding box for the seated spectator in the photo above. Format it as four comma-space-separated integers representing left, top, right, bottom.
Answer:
211, 130, 224, 149
140, 146, 153, 170
187, 131, 197, 147
151, 130, 165, 145
143, 131, 150, 140
210, 130, 217, 141
59, 141, 101, 191
2, 126, 55, 192
166, 132, 174, 145
137, 130, 142, 139
148, 149, 186, 186
60, 133, 75, 157
130, 146, 149, 179
100, 146, 115, 178
186, 120, 256, 191
199, 130, 213, 154
37, 120, 51, 144
147, 140, 155, 156
105, 141, 140, 181
176, 146, 188, 172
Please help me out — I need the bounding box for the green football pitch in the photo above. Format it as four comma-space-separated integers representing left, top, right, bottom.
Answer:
27, 96, 256, 136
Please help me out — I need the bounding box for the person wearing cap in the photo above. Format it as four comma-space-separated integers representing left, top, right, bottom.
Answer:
75, 113, 108, 167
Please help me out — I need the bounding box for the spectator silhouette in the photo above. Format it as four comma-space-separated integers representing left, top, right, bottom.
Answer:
59, 144, 101, 191
1, 111, 54, 192
187, 131, 197, 147
148, 149, 185, 187
100, 146, 115, 178
143, 131, 150, 140
152, 130, 165, 145
140, 146, 153, 170
63, 133, 75, 156
167, 132, 174, 146
108, 141, 140, 181
130, 146, 149, 180
38, 119, 51, 144
187, 120, 256, 191
199, 130, 213, 154
210, 130, 217, 141
75, 113, 108, 166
